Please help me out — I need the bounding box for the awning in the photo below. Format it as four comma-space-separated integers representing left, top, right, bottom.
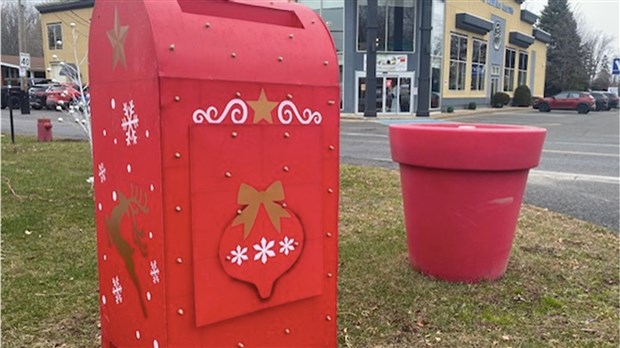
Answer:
520, 10, 538, 25
532, 28, 552, 44
508, 31, 535, 48
455, 13, 494, 35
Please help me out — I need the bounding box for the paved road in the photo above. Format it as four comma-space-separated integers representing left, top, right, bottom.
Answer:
341, 109, 620, 232
3, 108, 619, 231
1, 108, 87, 140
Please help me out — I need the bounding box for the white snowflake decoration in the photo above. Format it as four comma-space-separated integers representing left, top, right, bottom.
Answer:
230, 245, 249, 266
279, 236, 296, 255
112, 276, 123, 304
150, 260, 160, 284
121, 100, 139, 146
98, 162, 106, 183
253, 237, 276, 264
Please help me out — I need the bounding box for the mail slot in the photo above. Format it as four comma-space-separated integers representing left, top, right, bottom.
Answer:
89, 1, 339, 347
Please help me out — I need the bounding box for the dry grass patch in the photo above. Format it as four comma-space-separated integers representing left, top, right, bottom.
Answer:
339, 165, 619, 348
1, 137, 617, 347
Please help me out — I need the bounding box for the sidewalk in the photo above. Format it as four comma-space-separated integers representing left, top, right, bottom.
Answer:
340, 106, 535, 121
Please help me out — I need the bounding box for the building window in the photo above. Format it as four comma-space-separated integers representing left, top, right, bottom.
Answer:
449, 34, 467, 91
47, 23, 63, 50
357, 0, 415, 52
297, 0, 344, 53
503, 48, 516, 92
518, 51, 528, 87
471, 39, 487, 91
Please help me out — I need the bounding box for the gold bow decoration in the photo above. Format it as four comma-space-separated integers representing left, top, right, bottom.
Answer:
233, 181, 290, 238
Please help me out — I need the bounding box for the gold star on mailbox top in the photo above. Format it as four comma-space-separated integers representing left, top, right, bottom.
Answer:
248, 89, 278, 124
107, 6, 129, 70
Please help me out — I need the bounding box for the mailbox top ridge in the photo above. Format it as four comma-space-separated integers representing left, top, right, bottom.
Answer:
90, 0, 339, 87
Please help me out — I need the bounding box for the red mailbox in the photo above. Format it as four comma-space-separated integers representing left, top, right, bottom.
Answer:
89, 1, 339, 347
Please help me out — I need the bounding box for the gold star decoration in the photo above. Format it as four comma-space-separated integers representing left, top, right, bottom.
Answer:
248, 89, 278, 124
107, 6, 129, 70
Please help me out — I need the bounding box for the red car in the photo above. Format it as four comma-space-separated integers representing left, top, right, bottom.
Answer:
537, 91, 596, 114
46, 83, 81, 110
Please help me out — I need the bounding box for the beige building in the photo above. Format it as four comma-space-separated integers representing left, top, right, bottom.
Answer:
36, 0, 94, 84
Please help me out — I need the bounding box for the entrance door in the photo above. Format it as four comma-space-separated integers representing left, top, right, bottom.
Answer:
490, 77, 499, 99
356, 72, 414, 114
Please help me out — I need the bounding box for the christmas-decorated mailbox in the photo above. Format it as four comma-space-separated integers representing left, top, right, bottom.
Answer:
89, 1, 339, 347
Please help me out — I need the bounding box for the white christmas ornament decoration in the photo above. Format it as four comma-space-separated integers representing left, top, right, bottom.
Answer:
112, 276, 123, 304
253, 237, 276, 264
121, 100, 139, 145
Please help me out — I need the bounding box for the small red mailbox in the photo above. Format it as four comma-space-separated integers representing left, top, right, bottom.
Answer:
89, 1, 339, 347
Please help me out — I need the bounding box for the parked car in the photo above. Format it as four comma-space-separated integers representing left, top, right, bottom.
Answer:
532, 96, 543, 109
29, 83, 55, 110
603, 92, 619, 109
45, 83, 81, 110
537, 91, 596, 114
588, 91, 609, 111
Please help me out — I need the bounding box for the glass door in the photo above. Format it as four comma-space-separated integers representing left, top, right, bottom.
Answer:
356, 72, 413, 114
357, 75, 384, 114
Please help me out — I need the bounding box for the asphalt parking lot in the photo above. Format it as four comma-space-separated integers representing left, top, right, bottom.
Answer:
341, 108, 620, 232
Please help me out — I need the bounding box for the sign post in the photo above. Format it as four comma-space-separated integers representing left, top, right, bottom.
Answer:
18, 52, 30, 114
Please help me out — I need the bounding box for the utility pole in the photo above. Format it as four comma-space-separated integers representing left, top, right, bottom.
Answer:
416, 0, 432, 117
364, 0, 378, 117
17, 0, 30, 114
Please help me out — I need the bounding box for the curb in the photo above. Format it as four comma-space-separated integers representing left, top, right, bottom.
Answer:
340, 107, 536, 121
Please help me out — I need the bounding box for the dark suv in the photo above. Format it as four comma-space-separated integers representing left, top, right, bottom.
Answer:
589, 91, 609, 111
537, 91, 596, 114
1, 85, 22, 109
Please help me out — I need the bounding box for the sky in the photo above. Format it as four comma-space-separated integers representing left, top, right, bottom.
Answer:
522, 0, 620, 55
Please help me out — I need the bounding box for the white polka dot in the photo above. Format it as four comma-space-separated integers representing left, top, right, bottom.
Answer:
148, 231, 153, 239
103, 254, 107, 261
98, 203, 103, 211
103, 129, 107, 137
145, 130, 150, 138
127, 164, 132, 173
146, 291, 152, 301
111, 98, 116, 109
153, 339, 159, 348
112, 191, 117, 201
113, 139, 118, 145
102, 295, 107, 305
150, 184, 155, 192
135, 330, 141, 340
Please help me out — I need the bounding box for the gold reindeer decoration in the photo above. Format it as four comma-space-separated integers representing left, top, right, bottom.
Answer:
105, 184, 150, 317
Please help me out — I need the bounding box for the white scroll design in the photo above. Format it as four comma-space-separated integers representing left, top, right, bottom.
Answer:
277, 100, 322, 125
192, 98, 249, 124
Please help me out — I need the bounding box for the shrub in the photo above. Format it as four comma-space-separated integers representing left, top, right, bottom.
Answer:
492, 92, 510, 108
512, 85, 532, 106
467, 102, 477, 110
447, 106, 454, 113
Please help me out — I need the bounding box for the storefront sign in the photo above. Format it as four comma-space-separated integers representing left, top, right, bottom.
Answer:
483, 0, 513, 15
364, 54, 408, 72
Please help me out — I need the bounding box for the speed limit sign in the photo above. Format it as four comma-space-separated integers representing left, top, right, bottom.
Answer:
19, 52, 30, 69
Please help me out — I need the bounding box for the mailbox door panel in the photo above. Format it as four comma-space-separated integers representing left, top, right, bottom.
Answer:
161, 77, 338, 347
189, 124, 323, 326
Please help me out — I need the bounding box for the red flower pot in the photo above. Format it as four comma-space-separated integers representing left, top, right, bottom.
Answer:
389, 123, 546, 282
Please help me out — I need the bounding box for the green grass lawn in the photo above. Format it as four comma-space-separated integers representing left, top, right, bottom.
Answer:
2, 136, 618, 347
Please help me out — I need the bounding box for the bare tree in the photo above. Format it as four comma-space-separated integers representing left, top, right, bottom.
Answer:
1, 0, 43, 57
573, 5, 617, 87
